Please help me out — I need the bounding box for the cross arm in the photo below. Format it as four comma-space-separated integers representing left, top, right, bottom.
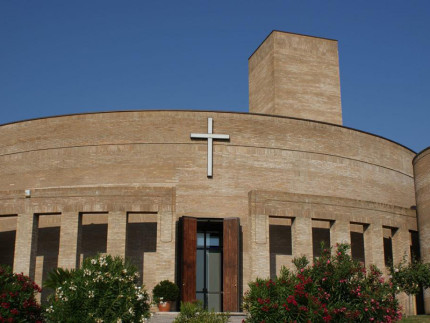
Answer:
190, 133, 230, 140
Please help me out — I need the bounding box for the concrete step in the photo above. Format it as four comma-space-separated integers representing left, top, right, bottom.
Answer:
228, 313, 247, 322
148, 312, 247, 323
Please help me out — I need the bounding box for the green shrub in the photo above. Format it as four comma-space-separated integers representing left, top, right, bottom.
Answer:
174, 301, 230, 323
44, 254, 150, 322
152, 280, 179, 303
244, 244, 402, 323
43, 267, 75, 291
0, 265, 44, 322
390, 259, 430, 296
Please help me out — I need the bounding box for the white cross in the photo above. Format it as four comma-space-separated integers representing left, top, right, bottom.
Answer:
190, 117, 230, 177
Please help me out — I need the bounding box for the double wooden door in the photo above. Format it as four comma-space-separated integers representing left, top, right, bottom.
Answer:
180, 217, 240, 312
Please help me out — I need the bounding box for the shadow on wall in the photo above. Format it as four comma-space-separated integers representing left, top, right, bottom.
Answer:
36, 227, 60, 303
125, 222, 157, 285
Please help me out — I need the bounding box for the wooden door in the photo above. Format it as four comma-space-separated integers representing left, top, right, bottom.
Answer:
181, 217, 197, 302
223, 218, 240, 311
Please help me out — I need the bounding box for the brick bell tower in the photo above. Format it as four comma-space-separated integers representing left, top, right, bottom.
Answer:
249, 30, 343, 125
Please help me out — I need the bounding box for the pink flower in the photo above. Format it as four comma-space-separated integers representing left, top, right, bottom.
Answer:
10, 308, 19, 315
1, 302, 10, 309
327, 260, 330, 264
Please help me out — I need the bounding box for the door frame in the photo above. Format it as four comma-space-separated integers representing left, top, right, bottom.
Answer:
179, 216, 241, 312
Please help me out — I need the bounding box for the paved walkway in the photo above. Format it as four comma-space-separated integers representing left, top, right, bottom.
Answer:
148, 312, 247, 323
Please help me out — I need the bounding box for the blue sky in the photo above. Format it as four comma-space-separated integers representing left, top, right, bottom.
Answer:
1, 0, 429, 152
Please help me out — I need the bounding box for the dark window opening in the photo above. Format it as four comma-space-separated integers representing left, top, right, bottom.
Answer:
126, 213, 157, 284
410, 230, 421, 262
81, 214, 108, 262
269, 217, 292, 279
312, 227, 330, 258
0, 231, 16, 268
383, 237, 393, 267
350, 231, 365, 264
270, 225, 292, 256
37, 226, 60, 303
0, 216, 17, 268
410, 230, 424, 314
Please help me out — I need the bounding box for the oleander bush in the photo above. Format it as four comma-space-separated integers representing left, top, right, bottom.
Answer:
244, 244, 402, 323
44, 254, 150, 322
0, 265, 44, 322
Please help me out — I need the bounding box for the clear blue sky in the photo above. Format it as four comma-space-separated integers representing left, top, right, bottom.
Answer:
1, 0, 429, 152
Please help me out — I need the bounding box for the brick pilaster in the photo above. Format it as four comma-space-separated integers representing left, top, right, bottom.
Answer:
13, 213, 38, 278
58, 212, 82, 269
155, 209, 175, 283
364, 223, 385, 270
331, 220, 351, 249
107, 211, 127, 257
292, 216, 313, 260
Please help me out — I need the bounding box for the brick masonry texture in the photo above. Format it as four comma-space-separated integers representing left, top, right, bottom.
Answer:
0, 30, 428, 314
249, 31, 342, 125
0, 110, 420, 312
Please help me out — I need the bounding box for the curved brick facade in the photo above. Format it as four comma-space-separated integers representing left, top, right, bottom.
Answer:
0, 111, 416, 206
0, 110, 421, 312
413, 147, 430, 313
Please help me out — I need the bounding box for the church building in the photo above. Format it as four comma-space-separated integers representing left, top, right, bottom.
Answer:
0, 31, 429, 314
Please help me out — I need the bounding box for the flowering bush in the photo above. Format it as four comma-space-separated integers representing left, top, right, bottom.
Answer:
0, 265, 44, 322
244, 244, 402, 322
389, 259, 430, 296
44, 255, 150, 322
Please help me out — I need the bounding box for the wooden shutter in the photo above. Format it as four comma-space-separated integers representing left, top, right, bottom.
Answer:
181, 217, 197, 302
223, 218, 240, 311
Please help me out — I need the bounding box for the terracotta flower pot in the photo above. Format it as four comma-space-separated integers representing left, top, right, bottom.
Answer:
158, 301, 171, 312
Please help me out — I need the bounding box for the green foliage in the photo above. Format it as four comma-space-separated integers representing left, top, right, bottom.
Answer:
152, 280, 179, 303
390, 259, 430, 295
400, 315, 430, 322
173, 301, 230, 323
0, 265, 44, 322
43, 267, 75, 291
45, 254, 150, 322
244, 244, 402, 323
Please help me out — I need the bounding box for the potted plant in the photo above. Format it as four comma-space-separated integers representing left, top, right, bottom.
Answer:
152, 280, 179, 312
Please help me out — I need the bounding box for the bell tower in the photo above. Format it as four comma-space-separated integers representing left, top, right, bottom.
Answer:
249, 30, 343, 125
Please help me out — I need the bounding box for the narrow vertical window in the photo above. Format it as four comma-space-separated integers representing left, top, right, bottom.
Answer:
350, 223, 365, 264
383, 227, 394, 267
312, 220, 330, 258
81, 213, 108, 264
269, 217, 292, 278
410, 230, 425, 314
126, 213, 157, 284
36, 214, 61, 303
0, 215, 17, 268
410, 230, 420, 261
